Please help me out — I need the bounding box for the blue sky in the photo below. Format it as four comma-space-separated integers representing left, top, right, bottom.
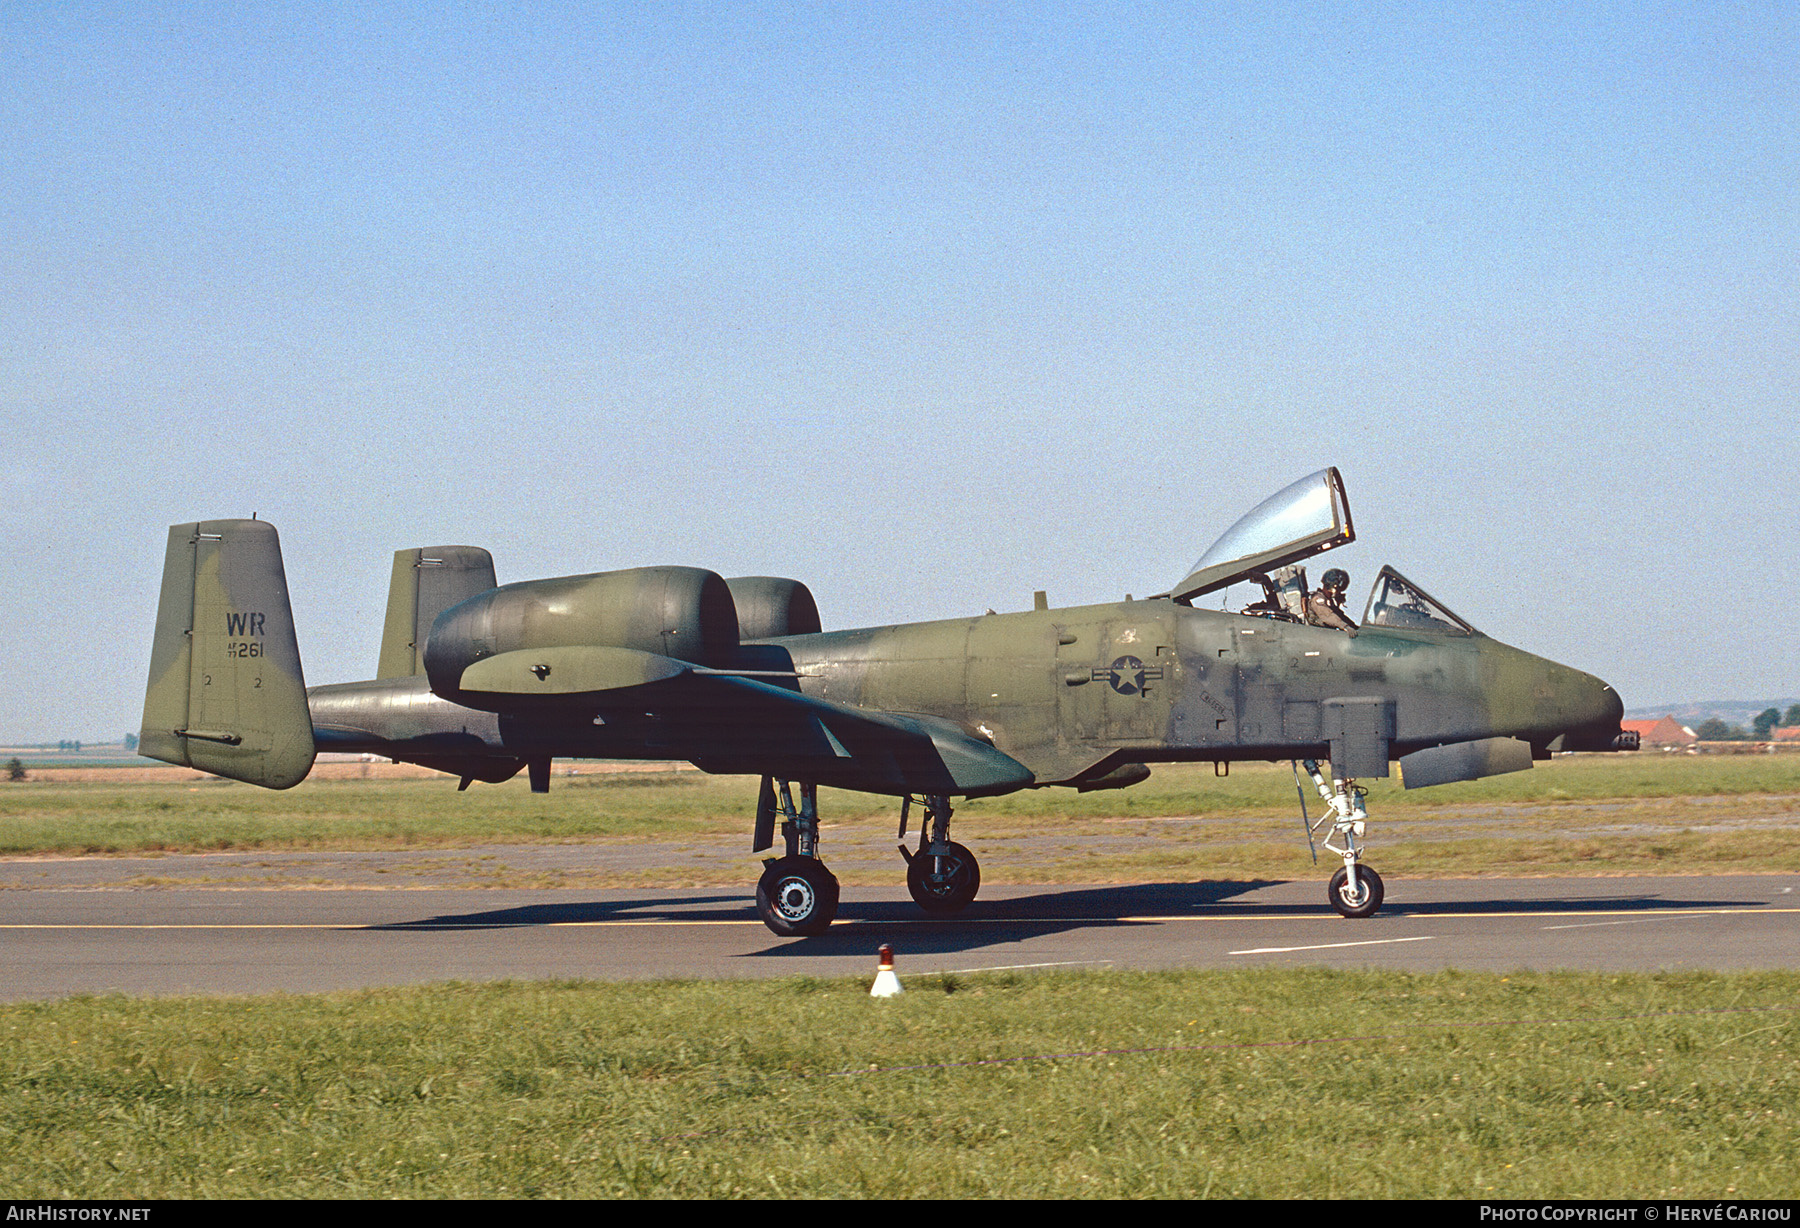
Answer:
3, 3, 1795, 741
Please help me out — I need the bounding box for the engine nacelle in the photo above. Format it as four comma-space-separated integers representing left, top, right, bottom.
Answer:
726, 576, 821, 640
423, 566, 739, 699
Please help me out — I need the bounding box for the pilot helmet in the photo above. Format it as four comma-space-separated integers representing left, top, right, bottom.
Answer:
1321, 568, 1349, 592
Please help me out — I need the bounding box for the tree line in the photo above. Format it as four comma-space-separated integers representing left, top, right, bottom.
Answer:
1695, 704, 1800, 742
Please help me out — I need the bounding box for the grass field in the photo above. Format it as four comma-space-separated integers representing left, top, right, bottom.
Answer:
5, 758, 1798, 1197
4, 969, 1795, 1198
2, 753, 1797, 882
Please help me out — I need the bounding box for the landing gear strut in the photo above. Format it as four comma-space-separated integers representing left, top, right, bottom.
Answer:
752, 778, 838, 936
1298, 759, 1385, 919
897, 794, 981, 914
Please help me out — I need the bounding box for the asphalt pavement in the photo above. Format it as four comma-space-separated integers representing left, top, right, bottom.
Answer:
1, 853, 1795, 999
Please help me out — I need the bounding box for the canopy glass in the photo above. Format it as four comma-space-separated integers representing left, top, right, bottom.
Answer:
1169, 467, 1354, 604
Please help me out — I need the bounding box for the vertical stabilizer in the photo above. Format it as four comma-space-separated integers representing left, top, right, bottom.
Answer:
377, 546, 497, 678
139, 520, 315, 789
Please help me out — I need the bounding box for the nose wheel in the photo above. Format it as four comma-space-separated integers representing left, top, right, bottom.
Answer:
1327, 863, 1383, 919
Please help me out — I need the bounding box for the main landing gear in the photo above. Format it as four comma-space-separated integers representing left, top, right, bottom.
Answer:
748, 783, 983, 936
1297, 759, 1385, 919
757, 856, 839, 938
897, 794, 981, 914
753, 778, 839, 937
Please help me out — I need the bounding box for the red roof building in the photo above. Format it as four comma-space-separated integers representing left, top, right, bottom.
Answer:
1622, 717, 1698, 749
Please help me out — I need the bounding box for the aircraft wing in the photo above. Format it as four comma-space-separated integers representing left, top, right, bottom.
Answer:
452, 646, 1035, 798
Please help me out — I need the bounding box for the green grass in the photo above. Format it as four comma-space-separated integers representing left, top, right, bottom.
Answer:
3, 754, 1797, 880
0, 770, 742, 854
4, 970, 1795, 1198
969, 751, 1800, 817
6, 759, 1796, 1194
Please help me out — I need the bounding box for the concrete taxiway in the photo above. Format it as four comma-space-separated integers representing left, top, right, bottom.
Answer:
1, 854, 1796, 999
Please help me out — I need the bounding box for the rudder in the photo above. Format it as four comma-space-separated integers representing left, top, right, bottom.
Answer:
139, 520, 315, 788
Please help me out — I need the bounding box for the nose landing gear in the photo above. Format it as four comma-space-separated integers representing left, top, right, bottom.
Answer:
1298, 759, 1385, 919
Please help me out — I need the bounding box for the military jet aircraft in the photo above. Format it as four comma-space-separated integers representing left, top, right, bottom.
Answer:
139, 468, 1632, 935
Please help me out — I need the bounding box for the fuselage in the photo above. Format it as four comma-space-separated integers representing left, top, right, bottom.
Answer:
779, 599, 1622, 784
307, 597, 1624, 796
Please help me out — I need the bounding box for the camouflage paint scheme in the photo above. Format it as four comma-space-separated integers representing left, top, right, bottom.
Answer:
140, 474, 1628, 929
143, 521, 1625, 800
140, 521, 314, 790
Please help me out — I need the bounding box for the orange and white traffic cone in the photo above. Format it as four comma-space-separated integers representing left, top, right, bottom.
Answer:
870, 943, 903, 997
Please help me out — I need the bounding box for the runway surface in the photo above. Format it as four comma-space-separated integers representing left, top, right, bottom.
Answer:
2, 851, 1797, 998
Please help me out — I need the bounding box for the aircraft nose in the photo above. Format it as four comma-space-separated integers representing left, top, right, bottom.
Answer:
1557, 671, 1626, 751
1593, 678, 1624, 727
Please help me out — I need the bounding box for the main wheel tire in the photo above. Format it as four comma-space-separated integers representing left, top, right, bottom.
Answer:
1327, 864, 1384, 919
756, 857, 840, 937
907, 842, 981, 914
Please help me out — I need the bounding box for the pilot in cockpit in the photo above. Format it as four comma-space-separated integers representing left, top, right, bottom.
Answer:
1306, 568, 1358, 633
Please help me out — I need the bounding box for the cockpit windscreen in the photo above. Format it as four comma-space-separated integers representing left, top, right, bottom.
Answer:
1169, 467, 1354, 603
1362, 567, 1476, 635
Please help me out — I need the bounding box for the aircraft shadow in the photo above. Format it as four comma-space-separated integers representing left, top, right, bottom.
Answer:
743, 880, 1284, 958
746, 882, 1774, 958
364, 880, 1283, 935
367, 880, 1764, 952
366, 893, 752, 930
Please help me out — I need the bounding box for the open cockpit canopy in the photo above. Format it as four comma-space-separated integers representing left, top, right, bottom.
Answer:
1361, 566, 1477, 635
1168, 467, 1354, 605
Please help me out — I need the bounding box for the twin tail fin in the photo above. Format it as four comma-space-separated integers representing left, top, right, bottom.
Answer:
138, 520, 315, 788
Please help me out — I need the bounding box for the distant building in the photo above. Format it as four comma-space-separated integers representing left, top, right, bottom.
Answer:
1622, 717, 1698, 750
1773, 727, 1800, 744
